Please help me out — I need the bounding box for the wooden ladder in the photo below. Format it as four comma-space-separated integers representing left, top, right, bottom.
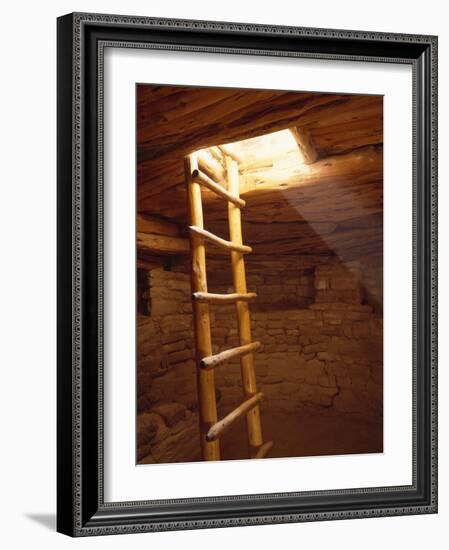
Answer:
185, 151, 273, 461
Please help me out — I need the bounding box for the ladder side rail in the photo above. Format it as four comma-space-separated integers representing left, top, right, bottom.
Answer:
185, 153, 220, 461
226, 156, 265, 458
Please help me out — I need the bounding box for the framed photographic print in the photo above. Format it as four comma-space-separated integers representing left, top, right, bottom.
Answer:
57, 12, 438, 536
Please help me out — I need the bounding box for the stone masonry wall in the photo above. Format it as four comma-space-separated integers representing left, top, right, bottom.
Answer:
137, 257, 383, 464
360, 255, 383, 315
210, 261, 382, 421
137, 268, 200, 463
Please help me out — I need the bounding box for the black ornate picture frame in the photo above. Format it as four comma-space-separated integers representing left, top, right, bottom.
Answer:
57, 12, 438, 536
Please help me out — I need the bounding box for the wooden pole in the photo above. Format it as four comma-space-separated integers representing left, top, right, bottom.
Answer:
189, 226, 252, 254
253, 440, 273, 459
137, 214, 181, 237
197, 149, 226, 183
226, 156, 264, 458
218, 144, 244, 164
137, 232, 190, 255
200, 341, 261, 370
192, 169, 246, 207
193, 292, 257, 304
209, 146, 224, 163
206, 393, 264, 442
185, 153, 220, 461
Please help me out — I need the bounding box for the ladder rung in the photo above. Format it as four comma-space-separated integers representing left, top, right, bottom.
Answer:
253, 441, 273, 459
200, 341, 261, 370
189, 226, 252, 254
206, 393, 264, 442
193, 292, 257, 304
192, 169, 245, 208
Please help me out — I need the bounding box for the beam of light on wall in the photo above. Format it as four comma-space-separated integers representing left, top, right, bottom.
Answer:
205, 129, 375, 287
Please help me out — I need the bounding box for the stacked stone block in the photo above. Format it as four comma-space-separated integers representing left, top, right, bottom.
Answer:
137, 258, 383, 463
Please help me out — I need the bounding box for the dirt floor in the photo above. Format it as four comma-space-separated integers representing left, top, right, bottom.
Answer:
219, 407, 383, 461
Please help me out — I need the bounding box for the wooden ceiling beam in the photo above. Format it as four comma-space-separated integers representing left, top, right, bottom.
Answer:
137, 232, 189, 255
136, 85, 383, 259
137, 214, 181, 237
